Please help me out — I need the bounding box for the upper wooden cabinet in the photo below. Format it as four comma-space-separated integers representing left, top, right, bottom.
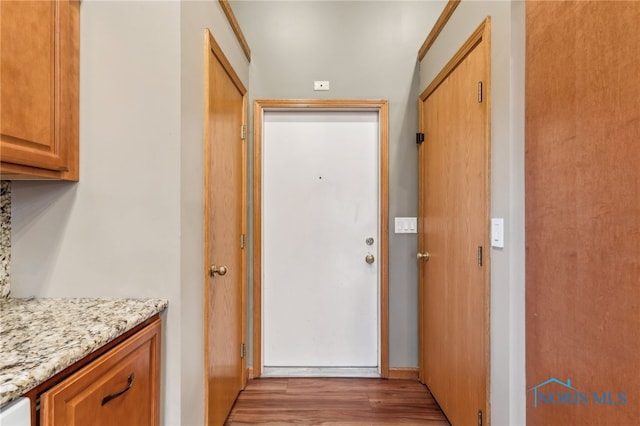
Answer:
0, 0, 79, 181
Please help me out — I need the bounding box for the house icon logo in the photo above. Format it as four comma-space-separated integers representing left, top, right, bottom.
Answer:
528, 377, 627, 407
528, 378, 575, 408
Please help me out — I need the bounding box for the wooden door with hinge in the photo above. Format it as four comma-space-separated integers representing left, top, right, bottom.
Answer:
203, 29, 247, 426
526, 2, 640, 424
418, 19, 491, 426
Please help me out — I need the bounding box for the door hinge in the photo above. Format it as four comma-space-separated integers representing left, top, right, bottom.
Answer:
478, 410, 483, 426
478, 81, 483, 103
240, 233, 246, 249
241, 124, 247, 140
477, 246, 483, 267
240, 343, 246, 359
416, 132, 425, 145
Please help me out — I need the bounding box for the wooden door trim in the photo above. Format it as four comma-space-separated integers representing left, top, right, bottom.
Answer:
417, 0, 461, 61
418, 17, 491, 422
218, 0, 251, 61
253, 99, 389, 378
203, 28, 248, 424
420, 19, 490, 102
218, 0, 251, 62
204, 29, 247, 95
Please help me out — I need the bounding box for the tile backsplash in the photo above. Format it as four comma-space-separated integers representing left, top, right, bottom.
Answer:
1, 181, 10, 298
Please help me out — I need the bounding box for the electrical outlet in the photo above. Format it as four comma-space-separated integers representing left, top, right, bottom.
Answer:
314, 81, 330, 91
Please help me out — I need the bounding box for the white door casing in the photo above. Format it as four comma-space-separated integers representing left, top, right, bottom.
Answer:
262, 109, 380, 375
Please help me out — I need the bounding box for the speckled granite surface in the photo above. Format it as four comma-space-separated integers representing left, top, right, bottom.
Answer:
0, 297, 168, 407
0, 181, 10, 299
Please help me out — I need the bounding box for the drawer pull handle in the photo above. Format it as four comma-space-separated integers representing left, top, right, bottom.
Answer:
101, 373, 135, 406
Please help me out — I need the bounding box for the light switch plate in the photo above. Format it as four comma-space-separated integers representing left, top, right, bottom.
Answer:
395, 217, 417, 234
491, 218, 504, 248
314, 80, 330, 91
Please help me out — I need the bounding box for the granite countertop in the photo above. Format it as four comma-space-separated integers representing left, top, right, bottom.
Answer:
0, 298, 168, 407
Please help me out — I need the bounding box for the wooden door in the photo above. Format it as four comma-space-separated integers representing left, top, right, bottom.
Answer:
203, 30, 247, 426
526, 2, 640, 424
0, 0, 79, 180
261, 110, 379, 376
418, 20, 490, 426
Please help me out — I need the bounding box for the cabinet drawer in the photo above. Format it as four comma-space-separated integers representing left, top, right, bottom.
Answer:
40, 319, 160, 426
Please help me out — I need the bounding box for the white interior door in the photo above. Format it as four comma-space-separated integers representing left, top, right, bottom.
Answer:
262, 110, 379, 376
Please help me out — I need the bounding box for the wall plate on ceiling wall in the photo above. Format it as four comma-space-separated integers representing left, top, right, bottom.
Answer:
313, 80, 330, 91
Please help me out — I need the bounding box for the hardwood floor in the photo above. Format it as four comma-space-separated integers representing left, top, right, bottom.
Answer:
225, 378, 450, 425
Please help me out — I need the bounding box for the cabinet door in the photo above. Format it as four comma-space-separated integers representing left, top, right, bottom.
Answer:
41, 319, 160, 426
0, 0, 79, 180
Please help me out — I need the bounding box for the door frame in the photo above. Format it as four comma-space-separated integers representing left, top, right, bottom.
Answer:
203, 28, 248, 422
252, 99, 389, 378
417, 17, 491, 420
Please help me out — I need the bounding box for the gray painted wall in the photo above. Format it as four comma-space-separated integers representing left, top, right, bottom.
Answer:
180, 1, 250, 425
230, 0, 447, 368
11, 5, 183, 424
6, 1, 525, 423
10, 2, 249, 425
419, 2, 526, 425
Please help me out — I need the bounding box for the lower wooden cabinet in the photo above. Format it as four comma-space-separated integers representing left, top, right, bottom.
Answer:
40, 319, 161, 426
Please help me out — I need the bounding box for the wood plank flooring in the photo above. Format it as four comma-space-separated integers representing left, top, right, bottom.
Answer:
225, 378, 450, 425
